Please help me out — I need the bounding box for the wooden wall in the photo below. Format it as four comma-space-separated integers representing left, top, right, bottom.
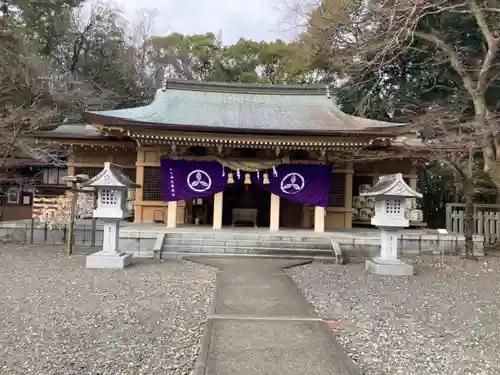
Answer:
66, 145, 418, 229
70, 146, 136, 168
0, 205, 32, 221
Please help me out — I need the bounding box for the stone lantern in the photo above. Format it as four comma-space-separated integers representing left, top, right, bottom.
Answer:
81, 162, 141, 269
361, 173, 422, 276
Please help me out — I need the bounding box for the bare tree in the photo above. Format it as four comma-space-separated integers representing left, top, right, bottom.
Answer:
293, 0, 500, 257
129, 7, 158, 91
0, 17, 115, 175
302, 0, 500, 181
414, 97, 481, 256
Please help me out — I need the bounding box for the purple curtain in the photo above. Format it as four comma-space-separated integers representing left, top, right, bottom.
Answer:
161, 159, 240, 201
252, 164, 331, 207
161, 159, 331, 206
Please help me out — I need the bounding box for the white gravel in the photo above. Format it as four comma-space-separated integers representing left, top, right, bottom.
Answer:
288, 255, 500, 375
0, 244, 216, 375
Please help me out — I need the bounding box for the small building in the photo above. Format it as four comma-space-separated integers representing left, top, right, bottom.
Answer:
32, 79, 426, 232
0, 157, 68, 221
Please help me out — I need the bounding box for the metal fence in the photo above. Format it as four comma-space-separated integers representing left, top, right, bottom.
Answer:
0, 220, 157, 258
0, 220, 103, 247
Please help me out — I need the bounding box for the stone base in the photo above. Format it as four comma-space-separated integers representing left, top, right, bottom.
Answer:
86, 251, 132, 269
365, 258, 414, 276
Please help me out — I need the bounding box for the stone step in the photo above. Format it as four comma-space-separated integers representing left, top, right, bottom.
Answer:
164, 232, 330, 243
161, 252, 337, 262
162, 244, 335, 257
163, 238, 332, 249
159, 231, 343, 264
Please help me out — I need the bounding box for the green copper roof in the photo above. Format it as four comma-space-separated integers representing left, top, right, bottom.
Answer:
83, 80, 407, 135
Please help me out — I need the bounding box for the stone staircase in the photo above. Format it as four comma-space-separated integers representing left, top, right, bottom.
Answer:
160, 231, 343, 263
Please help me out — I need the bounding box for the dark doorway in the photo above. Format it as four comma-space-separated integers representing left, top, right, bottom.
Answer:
280, 198, 303, 227
223, 184, 271, 227
186, 197, 214, 225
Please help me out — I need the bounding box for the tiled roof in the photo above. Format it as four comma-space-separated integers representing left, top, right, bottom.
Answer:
31, 123, 104, 139
83, 80, 408, 135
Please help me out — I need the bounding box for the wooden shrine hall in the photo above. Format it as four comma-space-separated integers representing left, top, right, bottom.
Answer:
33, 79, 426, 232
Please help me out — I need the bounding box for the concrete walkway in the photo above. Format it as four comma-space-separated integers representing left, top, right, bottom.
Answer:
191, 257, 361, 375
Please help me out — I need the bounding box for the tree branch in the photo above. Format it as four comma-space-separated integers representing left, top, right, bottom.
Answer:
468, 0, 500, 94
414, 30, 476, 97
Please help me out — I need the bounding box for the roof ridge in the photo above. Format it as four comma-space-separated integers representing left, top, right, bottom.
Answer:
163, 79, 329, 96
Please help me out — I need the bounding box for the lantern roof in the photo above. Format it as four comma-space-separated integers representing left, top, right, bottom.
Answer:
361, 173, 422, 198
82, 162, 141, 189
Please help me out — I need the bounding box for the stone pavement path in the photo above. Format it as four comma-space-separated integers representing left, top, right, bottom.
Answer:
190, 257, 361, 375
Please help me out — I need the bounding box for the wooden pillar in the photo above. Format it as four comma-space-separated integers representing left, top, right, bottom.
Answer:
67, 165, 76, 178
270, 194, 280, 231
177, 201, 186, 225
167, 201, 178, 228
213, 192, 223, 229
344, 162, 354, 229
134, 148, 145, 223
314, 206, 325, 233
409, 164, 418, 191
67, 146, 76, 177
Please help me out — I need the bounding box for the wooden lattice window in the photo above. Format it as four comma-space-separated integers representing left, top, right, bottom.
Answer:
328, 173, 346, 207
143, 166, 163, 201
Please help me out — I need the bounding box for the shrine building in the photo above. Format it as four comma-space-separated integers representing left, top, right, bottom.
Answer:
32, 79, 426, 232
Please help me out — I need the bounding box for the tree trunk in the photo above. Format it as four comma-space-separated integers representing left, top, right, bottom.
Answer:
483, 156, 500, 249
418, 168, 430, 222
483, 143, 500, 202
463, 184, 475, 259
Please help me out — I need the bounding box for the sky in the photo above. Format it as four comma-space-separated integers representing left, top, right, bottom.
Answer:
112, 0, 300, 44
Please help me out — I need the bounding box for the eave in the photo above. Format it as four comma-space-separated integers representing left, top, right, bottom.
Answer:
34, 137, 136, 148
125, 128, 389, 151
83, 112, 409, 138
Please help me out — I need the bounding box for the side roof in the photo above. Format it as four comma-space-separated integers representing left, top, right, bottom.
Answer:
30, 123, 103, 139
82, 79, 409, 136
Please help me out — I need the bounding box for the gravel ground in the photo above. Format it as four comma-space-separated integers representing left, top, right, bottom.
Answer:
0, 244, 216, 375
288, 255, 500, 375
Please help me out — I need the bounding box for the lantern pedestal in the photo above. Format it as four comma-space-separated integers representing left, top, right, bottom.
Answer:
86, 220, 132, 269
86, 251, 132, 269
365, 258, 414, 276
365, 227, 414, 276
